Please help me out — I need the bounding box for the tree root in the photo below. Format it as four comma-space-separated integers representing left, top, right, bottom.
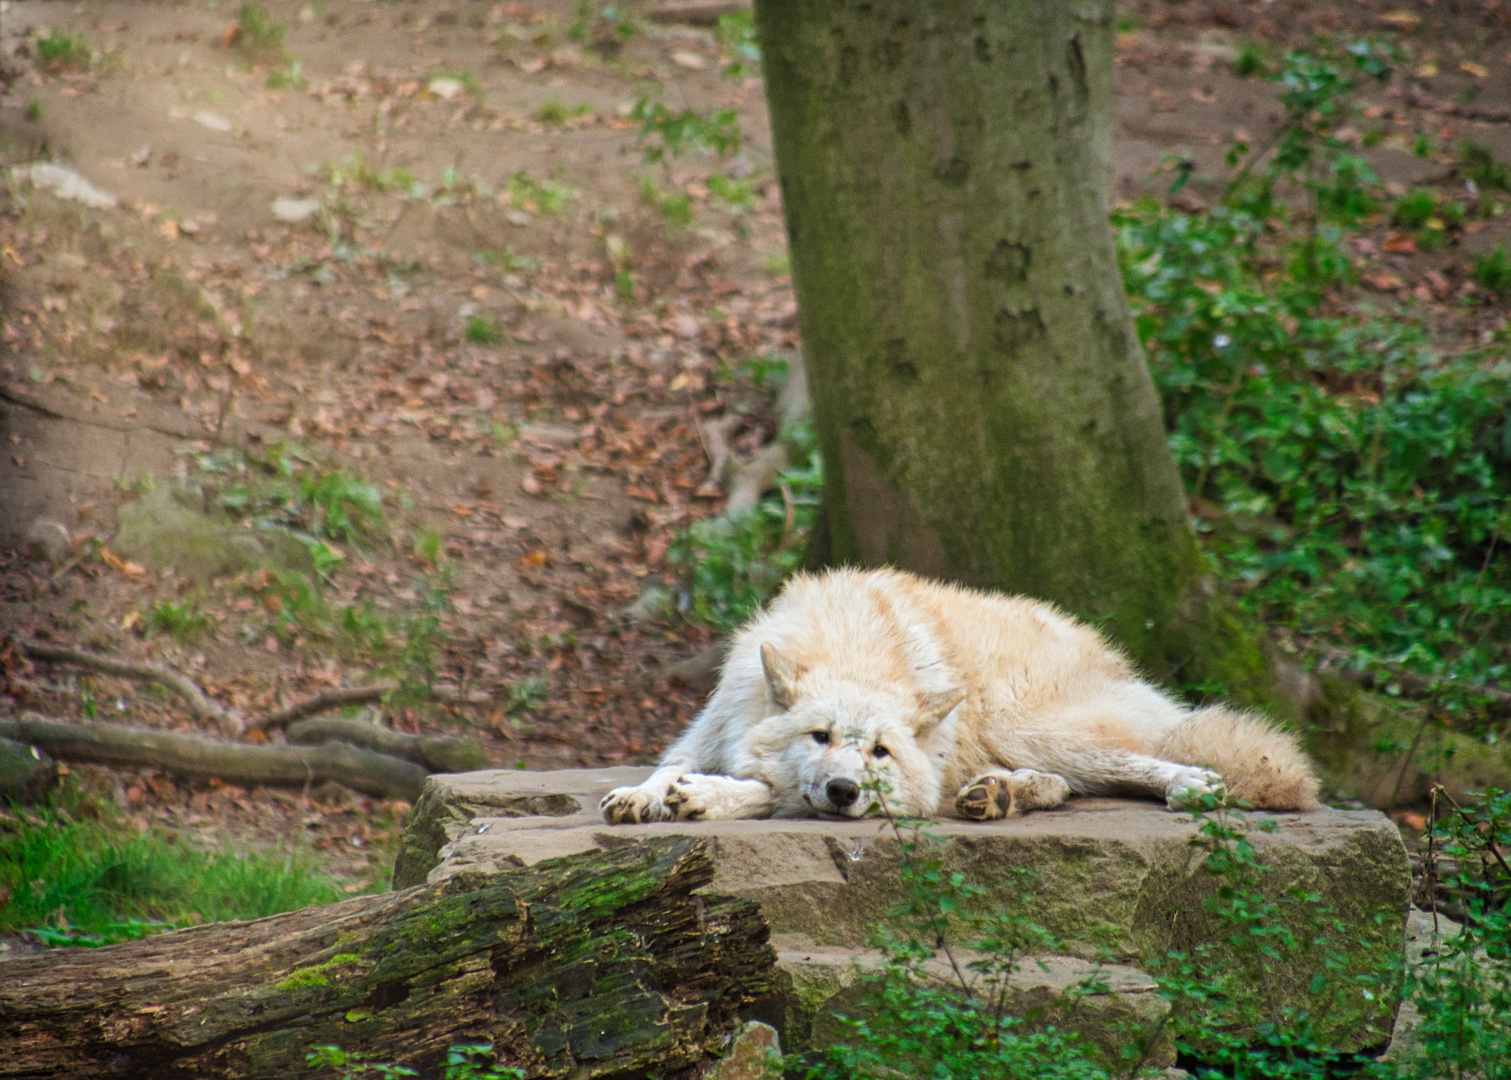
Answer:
0, 711, 429, 800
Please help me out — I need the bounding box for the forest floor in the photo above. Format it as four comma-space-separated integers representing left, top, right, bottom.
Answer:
2, 0, 1510, 929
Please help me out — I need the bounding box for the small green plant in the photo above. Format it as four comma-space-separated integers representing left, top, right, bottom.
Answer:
631, 99, 741, 165
35, 29, 91, 70
707, 172, 756, 212
1474, 245, 1511, 297
506, 171, 574, 215
763, 252, 791, 277
143, 599, 213, 644
1460, 140, 1511, 192
266, 59, 306, 90
0, 793, 349, 946
639, 176, 692, 226
1392, 189, 1435, 230
567, 2, 637, 48
234, 3, 287, 65
716, 10, 761, 79
23, 99, 41, 122
1233, 41, 1266, 77
532, 100, 590, 125
464, 315, 504, 344
307, 1042, 524, 1079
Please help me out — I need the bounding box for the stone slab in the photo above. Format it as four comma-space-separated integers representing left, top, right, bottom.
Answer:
396, 768, 1411, 1055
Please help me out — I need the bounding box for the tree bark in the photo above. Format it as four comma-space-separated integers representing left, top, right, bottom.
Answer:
0, 836, 773, 1079
0, 713, 429, 800
754, 0, 1276, 702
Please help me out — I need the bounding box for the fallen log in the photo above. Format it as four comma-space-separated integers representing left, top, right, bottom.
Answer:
647, 1, 750, 26
0, 836, 775, 1079
286, 715, 488, 774
0, 712, 427, 800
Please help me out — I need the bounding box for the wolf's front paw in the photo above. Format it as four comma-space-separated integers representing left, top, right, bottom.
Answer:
664, 774, 772, 820
1166, 767, 1225, 810
600, 784, 674, 824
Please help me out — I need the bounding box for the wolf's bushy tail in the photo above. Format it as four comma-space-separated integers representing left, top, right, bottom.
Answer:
1157, 707, 1321, 811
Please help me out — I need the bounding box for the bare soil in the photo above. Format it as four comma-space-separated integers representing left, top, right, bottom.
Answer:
1, 0, 1509, 893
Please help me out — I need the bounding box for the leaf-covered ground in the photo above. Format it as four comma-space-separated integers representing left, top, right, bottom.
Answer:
2, 0, 1511, 916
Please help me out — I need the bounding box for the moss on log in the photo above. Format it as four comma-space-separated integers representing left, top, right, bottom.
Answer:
0, 837, 774, 1079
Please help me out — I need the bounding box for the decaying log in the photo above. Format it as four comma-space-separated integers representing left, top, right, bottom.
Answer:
0, 712, 428, 800
0, 836, 774, 1080
286, 715, 488, 774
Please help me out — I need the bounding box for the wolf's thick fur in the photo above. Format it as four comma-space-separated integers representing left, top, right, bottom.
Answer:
601, 568, 1320, 824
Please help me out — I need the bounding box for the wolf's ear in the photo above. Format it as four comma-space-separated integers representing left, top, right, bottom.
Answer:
914, 688, 965, 735
760, 643, 802, 710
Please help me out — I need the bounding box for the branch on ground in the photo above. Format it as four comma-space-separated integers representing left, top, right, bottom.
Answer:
0, 711, 429, 800
16, 639, 248, 737
286, 714, 487, 773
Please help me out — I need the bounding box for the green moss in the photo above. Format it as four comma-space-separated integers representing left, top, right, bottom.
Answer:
272, 953, 362, 992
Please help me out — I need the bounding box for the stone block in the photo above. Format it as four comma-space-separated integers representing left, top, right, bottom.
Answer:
396, 768, 1411, 1059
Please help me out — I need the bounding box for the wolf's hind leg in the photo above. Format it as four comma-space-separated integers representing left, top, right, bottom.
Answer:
954, 769, 1070, 820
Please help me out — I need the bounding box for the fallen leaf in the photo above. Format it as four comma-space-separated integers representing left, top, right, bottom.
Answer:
1382, 233, 1417, 254
1379, 10, 1421, 28
1461, 61, 1490, 79
1365, 271, 1405, 291
671, 51, 707, 70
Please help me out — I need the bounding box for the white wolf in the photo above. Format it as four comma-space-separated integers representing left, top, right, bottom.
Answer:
601, 568, 1320, 824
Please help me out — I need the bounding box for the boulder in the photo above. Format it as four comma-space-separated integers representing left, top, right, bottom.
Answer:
396, 768, 1411, 1062
113, 486, 312, 582
0, 736, 58, 804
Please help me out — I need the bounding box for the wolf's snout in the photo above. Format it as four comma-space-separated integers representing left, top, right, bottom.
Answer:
826, 778, 860, 808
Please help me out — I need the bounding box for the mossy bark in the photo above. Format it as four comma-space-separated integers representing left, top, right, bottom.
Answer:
0, 837, 774, 1079
755, 0, 1274, 702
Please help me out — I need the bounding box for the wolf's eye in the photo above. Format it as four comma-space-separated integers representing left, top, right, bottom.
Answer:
811, 731, 831, 745
872, 745, 890, 759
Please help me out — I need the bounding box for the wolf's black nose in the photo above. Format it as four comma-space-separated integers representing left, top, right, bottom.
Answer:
827, 778, 860, 808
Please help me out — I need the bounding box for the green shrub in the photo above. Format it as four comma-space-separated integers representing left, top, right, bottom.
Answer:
1391, 189, 1437, 230
1117, 202, 1511, 711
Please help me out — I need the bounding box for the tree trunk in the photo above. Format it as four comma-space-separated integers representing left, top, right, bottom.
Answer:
754, 0, 1276, 702
0, 837, 773, 1079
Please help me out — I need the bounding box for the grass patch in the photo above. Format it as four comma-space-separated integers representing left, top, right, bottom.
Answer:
0, 792, 348, 947
506, 171, 574, 215
464, 315, 504, 345
35, 30, 91, 71
234, 3, 287, 65
532, 100, 591, 125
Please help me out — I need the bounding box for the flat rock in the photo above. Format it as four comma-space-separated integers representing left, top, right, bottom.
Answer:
397, 768, 1411, 1057
113, 486, 313, 582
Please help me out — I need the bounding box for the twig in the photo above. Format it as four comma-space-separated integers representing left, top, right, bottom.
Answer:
695, 413, 740, 497
875, 788, 976, 1003
252, 684, 396, 732
16, 638, 408, 738
17, 639, 246, 737
1405, 84, 1511, 125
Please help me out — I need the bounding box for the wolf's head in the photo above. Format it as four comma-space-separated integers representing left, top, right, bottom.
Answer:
744, 643, 963, 819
